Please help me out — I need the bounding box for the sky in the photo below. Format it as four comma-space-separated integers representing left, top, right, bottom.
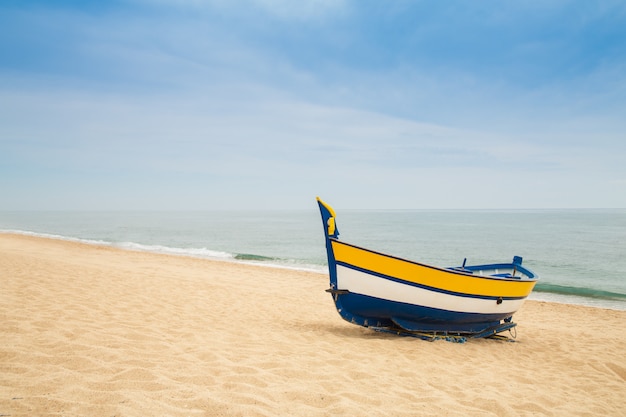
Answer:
1, 0, 625, 210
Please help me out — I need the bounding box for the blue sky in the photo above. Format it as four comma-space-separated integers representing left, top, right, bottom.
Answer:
1, 0, 625, 209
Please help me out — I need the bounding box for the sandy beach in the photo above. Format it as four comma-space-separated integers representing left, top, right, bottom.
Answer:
1, 233, 625, 416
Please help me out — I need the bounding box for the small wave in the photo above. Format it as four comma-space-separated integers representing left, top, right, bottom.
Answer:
1, 229, 327, 273
234, 253, 277, 261
1, 229, 234, 260
232, 253, 327, 273
1, 229, 110, 246
114, 242, 233, 260
534, 283, 626, 301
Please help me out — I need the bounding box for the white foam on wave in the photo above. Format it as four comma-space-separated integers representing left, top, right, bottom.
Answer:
1, 228, 326, 274
529, 292, 626, 311
1, 229, 111, 246
2, 229, 234, 260
113, 241, 234, 260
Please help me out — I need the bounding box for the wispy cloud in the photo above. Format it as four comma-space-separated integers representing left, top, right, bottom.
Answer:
1, 0, 625, 209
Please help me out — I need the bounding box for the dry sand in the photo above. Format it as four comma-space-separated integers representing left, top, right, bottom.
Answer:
1, 233, 625, 416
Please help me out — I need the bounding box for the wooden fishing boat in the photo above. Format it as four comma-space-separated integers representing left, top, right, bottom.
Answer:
316, 197, 539, 339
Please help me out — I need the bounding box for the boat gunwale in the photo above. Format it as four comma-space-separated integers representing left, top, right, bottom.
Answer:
329, 237, 538, 282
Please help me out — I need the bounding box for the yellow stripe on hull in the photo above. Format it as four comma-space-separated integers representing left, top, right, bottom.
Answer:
331, 240, 536, 298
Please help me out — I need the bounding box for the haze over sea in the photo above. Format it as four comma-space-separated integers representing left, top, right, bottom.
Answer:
2, 208, 625, 311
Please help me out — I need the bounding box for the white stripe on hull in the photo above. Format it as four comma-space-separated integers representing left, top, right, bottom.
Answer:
336, 265, 526, 315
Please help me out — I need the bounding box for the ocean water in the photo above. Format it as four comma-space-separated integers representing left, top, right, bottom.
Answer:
1, 208, 625, 310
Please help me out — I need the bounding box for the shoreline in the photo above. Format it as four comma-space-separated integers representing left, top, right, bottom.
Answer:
2, 232, 625, 416
0, 228, 328, 272
2, 230, 624, 311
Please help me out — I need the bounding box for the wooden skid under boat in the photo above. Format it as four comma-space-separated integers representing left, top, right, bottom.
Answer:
317, 197, 539, 338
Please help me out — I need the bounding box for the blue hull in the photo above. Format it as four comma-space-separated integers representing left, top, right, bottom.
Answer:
331, 291, 510, 334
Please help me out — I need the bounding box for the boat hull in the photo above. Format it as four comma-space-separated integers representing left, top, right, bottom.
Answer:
333, 263, 525, 332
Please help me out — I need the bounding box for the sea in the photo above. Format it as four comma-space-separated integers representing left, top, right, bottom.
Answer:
1, 208, 625, 311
